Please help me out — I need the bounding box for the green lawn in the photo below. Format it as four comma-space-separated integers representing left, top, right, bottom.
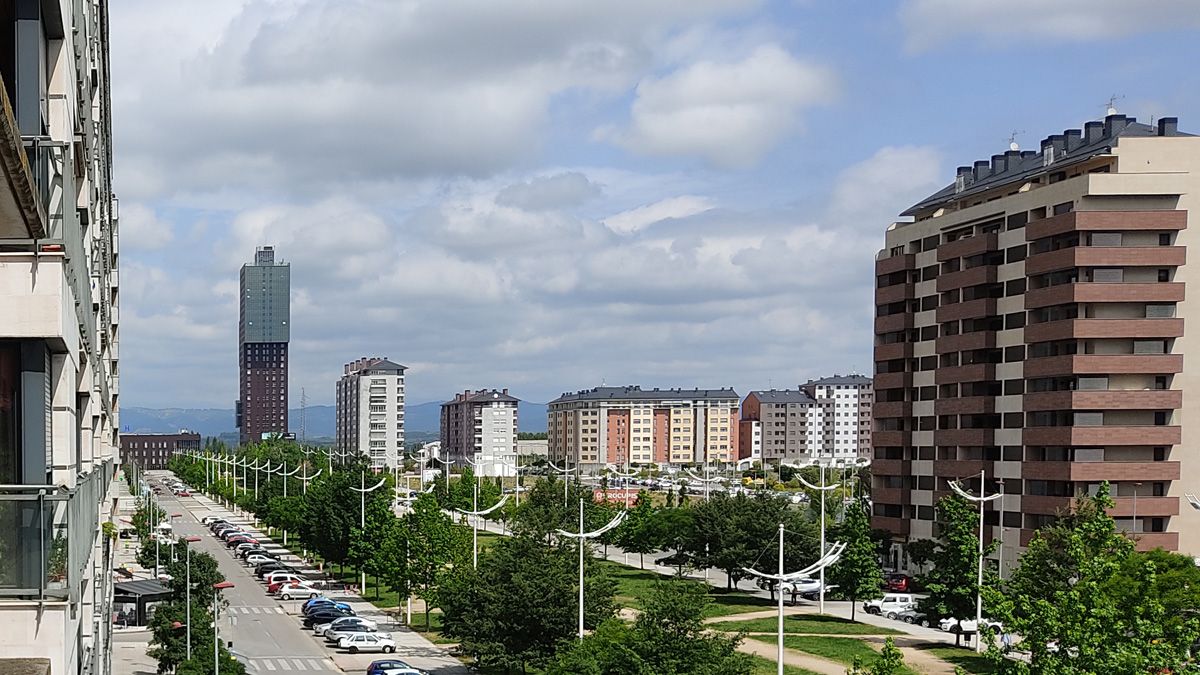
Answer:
597, 560, 776, 618
710, 613, 901, 635
751, 635, 919, 675
747, 654, 822, 675
916, 645, 998, 674
407, 610, 457, 644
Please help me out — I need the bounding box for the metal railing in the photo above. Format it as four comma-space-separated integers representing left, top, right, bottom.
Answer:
0, 461, 109, 601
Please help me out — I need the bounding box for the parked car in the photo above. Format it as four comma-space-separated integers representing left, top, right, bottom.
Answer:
303, 608, 355, 627
337, 632, 396, 654
255, 562, 292, 578
367, 659, 424, 675
279, 582, 322, 600
314, 616, 377, 636
200, 516, 224, 525
324, 623, 377, 643
233, 542, 259, 555
884, 573, 912, 592
303, 599, 352, 615
177, 490, 191, 497
940, 617, 1002, 635
896, 610, 930, 627
265, 574, 305, 591
245, 553, 276, 566
863, 594, 916, 618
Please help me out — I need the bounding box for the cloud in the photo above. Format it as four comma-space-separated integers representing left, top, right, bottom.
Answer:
603, 196, 716, 234
900, 0, 1200, 51
603, 45, 837, 167
826, 145, 943, 232
118, 203, 174, 250
496, 172, 602, 211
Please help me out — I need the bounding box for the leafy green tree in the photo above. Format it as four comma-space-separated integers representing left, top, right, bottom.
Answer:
917, 494, 993, 647
440, 534, 616, 672
405, 493, 469, 630
986, 484, 1200, 673
347, 474, 397, 598
847, 637, 906, 675
614, 493, 661, 569
549, 580, 752, 675
830, 500, 883, 620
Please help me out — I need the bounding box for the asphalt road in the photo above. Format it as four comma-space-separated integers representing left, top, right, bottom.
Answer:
149, 475, 341, 674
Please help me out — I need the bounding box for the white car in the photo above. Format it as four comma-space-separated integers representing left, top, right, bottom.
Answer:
863, 593, 916, 619
263, 571, 304, 586
337, 632, 396, 654
245, 554, 275, 566
314, 616, 377, 636
278, 581, 322, 600
940, 617, 1002, 634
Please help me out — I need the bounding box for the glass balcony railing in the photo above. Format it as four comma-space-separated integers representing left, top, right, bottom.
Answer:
0, 461, 109, 601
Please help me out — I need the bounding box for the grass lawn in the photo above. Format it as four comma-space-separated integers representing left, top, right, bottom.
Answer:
747, 654, 822, 675
407, 610, 457, 644
752, 635, 919, 675
917, 645, 998, 674
709, 613, 902, 635
597, 560, 776, 618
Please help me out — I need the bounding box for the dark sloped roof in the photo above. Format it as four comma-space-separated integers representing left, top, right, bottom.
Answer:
805, 375, 872, 387
444, 390, 520, 405
902, 115, 1192, 217
749, 390, 815, 404
550, 385, 739, 404
359, 358, 406, 372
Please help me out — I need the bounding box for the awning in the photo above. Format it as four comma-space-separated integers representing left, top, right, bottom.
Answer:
113, 579, 171, 599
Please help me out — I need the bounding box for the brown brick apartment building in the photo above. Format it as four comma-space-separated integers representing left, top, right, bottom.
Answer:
121, 432, 202, 470
872, 114, 1200, 572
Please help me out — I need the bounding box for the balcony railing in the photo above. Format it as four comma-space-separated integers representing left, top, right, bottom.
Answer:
0, 462, 109, 601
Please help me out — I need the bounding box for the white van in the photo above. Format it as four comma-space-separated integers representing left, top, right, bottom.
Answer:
863, 593, 916, 618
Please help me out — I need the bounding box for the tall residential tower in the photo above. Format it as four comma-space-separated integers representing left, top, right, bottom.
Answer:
237, 246, 290, 444
440, 389, 519, 476
336, 357, 406, 469
872, 114, 1199, 572
0, 1, 120, 672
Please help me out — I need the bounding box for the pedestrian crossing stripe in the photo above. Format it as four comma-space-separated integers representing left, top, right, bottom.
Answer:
229, 606, 285, 614
245, 657, 333, 672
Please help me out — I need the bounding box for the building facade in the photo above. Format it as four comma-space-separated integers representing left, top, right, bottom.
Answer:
739, 376, 873, 463
0, 2, 120, 672
440, 390, 519, 477
237, 246, 290, 444
336, 357, 406, 469
119, 432, 201, 470
872, 114, 1198, 571
548, 386, 739, 467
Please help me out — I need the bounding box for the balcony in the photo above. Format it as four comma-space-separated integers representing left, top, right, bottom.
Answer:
1022, 461, 1181, 482
936, 331, 996, 354
1129, 532, 1179, 552
934, 363, 995, 384
936, 266, 997, 292
875, 313, 913, 334
876, 253, 915, 275
1022, 495, 1072, 515
0, 252, 71, 340
872, 487, 910, 505
1026, 209, 1187, 240
1023, 354, 1183, 377
876, 282, 914, 305
871, 432, 911, 449
874, 342, 913, 361
0, 464, 108, 601
871, 516, 910, 536
1024, 282, 1185, 309
873, 372, 912, 391
1109, 496, 1179, 518
936, 298, 997, 323
933, 459, 994, 477
872, 401, 911, 419
934, 396, 995, 415
0, 83, 46, 238
1025, 245, 1186, 276
1024, 318, 1184, 343
934, 428, 995, 446
1022, 426, 1181, 447
1023, 389, 1182, 412
871, 459, 910, 475
937, 232, 999, 262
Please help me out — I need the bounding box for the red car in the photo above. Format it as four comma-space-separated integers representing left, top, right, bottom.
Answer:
267, 579, 301, 594
885, 573, 912, 592
177, 490, 191, 497
226, 536, 257, 547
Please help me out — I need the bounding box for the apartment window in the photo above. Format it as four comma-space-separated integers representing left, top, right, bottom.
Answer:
1159, 233, 1173, 246
1053, 201, 1074, 216
1159, 269, 1172, 282
1004, 312, 1026, 330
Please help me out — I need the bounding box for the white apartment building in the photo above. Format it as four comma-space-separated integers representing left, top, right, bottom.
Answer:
0, 2, 120, 673
739, 375, 872, 463
336, 357, 406, 470
440, 390, 520, 477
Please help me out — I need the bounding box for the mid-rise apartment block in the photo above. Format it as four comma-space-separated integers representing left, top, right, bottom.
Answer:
872, 114, 1199, 571
0, 1, 120, 672
120, 432, 201, 470
440, 389, 519, 477
237, 246, 290, 444
739, 375, 873, 463
336, 357, 406, 469
548, 386, 739, 467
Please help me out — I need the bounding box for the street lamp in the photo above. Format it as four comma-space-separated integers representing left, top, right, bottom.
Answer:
212, 581, 235, 675
273, 461, 302, 545
556, 500, 626, 639
454, 486, 510, 568
948, 471, 1002, 654
794, 460, 841, 615
548, 461, 574, 509
743, 528, 846, 675
184, 535, 202, 660
350, 472, 388, 594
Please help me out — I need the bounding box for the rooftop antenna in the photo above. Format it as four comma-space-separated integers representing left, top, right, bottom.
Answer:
1006, 130, 1024, 152
1105, 94, 1124, 116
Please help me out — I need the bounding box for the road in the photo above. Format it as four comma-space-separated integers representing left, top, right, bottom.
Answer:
150, 475, 341, 674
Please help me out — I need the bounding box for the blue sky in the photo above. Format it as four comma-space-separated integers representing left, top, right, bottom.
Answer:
109, 0, 1200, 409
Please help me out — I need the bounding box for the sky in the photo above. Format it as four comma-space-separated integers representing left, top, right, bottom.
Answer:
110, 0, 1200, 409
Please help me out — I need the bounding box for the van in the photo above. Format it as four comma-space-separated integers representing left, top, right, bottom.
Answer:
863, 593, 916, 618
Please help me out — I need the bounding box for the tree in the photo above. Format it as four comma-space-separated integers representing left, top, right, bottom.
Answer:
549, 580, 752, 675
615, 494, 661, 569
829, 500, 883, 620
917, 495, 992, 647
986, 485, 1200, 673
440, 534, 616, 672
847, 637, 906, 675
405, 493, 469, 630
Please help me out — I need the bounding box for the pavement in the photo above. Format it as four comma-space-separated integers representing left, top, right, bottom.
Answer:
140, 471, 468, 675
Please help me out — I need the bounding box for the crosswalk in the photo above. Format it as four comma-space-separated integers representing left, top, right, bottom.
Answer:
227, 605, 285, 615
245, 657, 336, 672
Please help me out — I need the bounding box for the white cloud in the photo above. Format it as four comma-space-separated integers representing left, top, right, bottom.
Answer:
118, 203, 174, 250
603, 196, 716, 234
900, 0, 1200, 51
604, 45, 837, 167
827, 145, 943, 232
496, 172, 602, 211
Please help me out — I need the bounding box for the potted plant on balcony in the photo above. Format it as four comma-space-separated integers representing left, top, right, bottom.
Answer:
48, 534, 68, 583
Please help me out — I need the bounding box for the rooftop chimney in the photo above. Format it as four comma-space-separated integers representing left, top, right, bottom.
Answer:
1103, 113, 1128, 138
972, 160, 990, 181
990, 154, 1006, 174
1084, 121, 1104, 144
1064, 129, 1083, 152
1158, 117, 1179, 136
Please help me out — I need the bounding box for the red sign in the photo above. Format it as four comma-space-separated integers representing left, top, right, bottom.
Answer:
593, 488, 639, 504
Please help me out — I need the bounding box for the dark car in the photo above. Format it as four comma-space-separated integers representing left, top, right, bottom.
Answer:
240, 548, 277, 560
255, 562, 291, 578
302, 599, 351, 615
896, 609, 930, 627
303, 608, 355, 628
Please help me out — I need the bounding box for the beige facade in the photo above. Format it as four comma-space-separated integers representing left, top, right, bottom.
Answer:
440, 389, 519, 477
336, 357, 406, 469
872, 114, 1200, 570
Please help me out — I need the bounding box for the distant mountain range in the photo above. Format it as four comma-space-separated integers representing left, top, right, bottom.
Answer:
120, 401, 549, 438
